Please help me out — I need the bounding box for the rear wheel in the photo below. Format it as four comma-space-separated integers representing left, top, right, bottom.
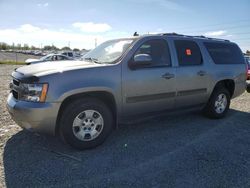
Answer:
59, 98, 113, 150
203, 87, 231, 119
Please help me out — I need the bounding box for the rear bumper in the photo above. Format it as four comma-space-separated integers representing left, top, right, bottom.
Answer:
6, 93, 61, 135
232, 81, 247, 98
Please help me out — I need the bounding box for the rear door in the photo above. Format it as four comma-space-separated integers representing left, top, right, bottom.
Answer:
173, 39, 209, 108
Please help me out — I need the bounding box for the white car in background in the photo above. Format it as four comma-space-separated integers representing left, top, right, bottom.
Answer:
25, 54, 74, 65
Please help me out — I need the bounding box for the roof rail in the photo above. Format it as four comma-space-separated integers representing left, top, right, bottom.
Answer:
162, 32, 184, 36
205, 37, 230, 42
161, 33, 230, 42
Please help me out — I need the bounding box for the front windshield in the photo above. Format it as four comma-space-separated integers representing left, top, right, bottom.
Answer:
83, 39, 134, 64
40, 55, 52, 61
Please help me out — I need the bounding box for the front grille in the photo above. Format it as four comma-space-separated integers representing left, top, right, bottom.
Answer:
13, 79, 20, 86
12, 90, 18, 99
11, 78, 20, 100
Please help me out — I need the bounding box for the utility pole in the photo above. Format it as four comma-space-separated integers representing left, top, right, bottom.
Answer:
68, 41, 71, 49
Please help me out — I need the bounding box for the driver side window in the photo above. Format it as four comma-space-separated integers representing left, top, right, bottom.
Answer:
134, 39, 171, 67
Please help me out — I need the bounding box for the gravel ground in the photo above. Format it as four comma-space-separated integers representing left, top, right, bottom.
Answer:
0, 65, 250, 188
0, 52, 41, 62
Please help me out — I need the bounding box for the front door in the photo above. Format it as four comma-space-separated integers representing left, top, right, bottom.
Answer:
122, 38, 176, 116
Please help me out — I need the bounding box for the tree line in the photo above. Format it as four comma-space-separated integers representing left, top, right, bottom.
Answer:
0, 42, 83, 52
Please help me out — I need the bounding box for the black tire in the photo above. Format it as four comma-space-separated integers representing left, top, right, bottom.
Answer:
203, 87, 231, 119
59, 98, 114, 150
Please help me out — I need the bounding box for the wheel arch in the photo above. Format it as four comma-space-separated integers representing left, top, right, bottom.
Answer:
213, 79, 235, 97
55, 91, 118, 136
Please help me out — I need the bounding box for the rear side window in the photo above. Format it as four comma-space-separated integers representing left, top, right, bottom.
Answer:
174, 40, 202, 66
204, 42, 244, 64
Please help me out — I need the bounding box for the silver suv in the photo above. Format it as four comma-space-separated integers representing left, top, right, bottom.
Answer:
7, 33, 247, 149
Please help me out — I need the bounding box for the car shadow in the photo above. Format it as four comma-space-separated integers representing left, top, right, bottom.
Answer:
3, 109, 250, 187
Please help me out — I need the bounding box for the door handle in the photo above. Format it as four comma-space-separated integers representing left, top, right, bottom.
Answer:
162, 73, 175, 79
197, 71, 206, 76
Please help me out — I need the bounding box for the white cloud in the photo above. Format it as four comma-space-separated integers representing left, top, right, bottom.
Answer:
0, 24, 129, 49
37, 2, 49, 7
72, 22, 112, 33
204, 30, 227, 37
0, 24, 106, 49
19, 24, 40, 32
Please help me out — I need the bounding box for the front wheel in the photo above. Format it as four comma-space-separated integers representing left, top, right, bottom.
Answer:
59, 98, 114, 150
203, 87, 231, 119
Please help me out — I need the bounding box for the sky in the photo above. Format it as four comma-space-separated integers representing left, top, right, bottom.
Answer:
0, 0, 249, 51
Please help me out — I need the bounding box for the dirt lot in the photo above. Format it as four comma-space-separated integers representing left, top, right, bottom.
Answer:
0, 52, 41, 62
0, 65, 250, 187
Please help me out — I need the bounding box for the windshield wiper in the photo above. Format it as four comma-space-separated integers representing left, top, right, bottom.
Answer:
84, 57, 101, 64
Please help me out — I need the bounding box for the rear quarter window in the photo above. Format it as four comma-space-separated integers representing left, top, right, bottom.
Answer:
204, 42, 245, 64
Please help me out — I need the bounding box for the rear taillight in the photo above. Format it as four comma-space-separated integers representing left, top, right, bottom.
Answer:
246, 63, 249, 80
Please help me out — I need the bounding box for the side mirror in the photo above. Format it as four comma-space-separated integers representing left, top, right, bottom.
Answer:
130, 54, 152, 69
134, 54, 152, 64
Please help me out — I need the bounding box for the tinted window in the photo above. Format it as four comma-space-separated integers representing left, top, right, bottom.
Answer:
175, 40, 202, 66
204, 42, 244, 64
134, 39, 171, 67
44, 56, 52, 61
57, 55, 65, 60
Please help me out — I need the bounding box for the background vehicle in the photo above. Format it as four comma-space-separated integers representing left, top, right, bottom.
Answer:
60, 51, 78, 58
25, 54, 74, 65
7, 33, 246, 150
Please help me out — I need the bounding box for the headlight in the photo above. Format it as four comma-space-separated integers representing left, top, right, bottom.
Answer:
19, 83, 48, 102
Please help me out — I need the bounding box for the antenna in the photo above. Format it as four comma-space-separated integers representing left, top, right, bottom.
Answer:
133, 32, 139, 36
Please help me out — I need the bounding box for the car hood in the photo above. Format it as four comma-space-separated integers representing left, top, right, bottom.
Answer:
16, 60, 106, 77
25, 58, 40, 63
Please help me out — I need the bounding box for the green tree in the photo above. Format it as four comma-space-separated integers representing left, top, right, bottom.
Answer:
30, 45, 38, 50
17, 44, 22, 50
61, 46, 71, 51
23, 44, 30, 50
43, 45, 58, 51
0, 42, 8, 50
73, 48, 80, 52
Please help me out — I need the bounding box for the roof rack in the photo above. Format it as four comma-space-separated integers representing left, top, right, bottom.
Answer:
161, 33, 230, 42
